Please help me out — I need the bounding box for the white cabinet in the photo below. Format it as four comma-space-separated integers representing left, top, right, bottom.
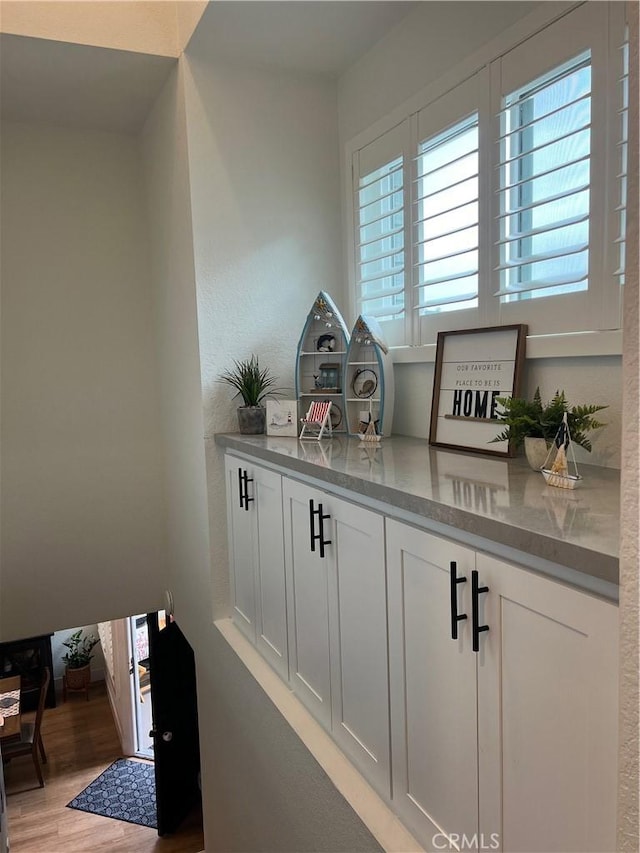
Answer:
387, 519, 618, 853
224, 455, 288, 680
386, 521, 479, 847
477, 553, 618, 853
282, 477, 391, 798
223, 449, 618, 853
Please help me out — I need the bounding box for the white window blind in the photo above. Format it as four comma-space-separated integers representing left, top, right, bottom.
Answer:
615, 30, 629, 286
354, 123, 410, 337
414, 114, 479, 314
496, 52, 592, 302
357, 155, 405, 320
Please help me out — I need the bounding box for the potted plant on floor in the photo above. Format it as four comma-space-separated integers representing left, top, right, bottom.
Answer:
492, 387, 607, 468
62, 629, 100, 693
219, 354, 282, 434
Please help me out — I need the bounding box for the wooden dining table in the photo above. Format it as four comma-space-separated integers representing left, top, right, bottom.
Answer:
0, 675, 21, 742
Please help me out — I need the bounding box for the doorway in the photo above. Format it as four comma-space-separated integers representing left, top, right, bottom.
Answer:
3, 616, 204, 850
128, 612, 159, 759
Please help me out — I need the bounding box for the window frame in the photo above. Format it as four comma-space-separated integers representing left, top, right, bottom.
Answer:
351, 120, 412, 348
345, 1, 627, 356
491, 1, 617, 335
412, 69, 491, 345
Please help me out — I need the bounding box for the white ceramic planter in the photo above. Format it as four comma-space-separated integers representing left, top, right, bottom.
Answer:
524, 436, 550, 470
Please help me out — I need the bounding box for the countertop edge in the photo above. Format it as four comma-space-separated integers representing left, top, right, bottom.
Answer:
214, 433, 619, 594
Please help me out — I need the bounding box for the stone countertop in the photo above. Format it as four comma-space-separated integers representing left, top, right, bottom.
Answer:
215, 433, 620, 588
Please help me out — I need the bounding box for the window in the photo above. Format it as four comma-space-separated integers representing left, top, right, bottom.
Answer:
353, 122, 409, 347
356, 155, 405, 321
616, 29, 629, 287
415, 113, 479, 315
497, 53, 591, 302
349, 3, 625, 348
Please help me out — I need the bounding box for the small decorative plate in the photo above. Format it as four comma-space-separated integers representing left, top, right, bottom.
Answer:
328, 402, 343, 429
352, 368, 378, 398
317, 334, 336, 352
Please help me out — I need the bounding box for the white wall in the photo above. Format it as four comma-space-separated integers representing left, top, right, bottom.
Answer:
337, 0, 542, 143
182, 46, 343, 617
337, 0, 622, 468
0, 121, 169, 640
140, 40, 382, 849
393, 356, 622, 468
617, 2, 639, 847
140, 61, 212, 641
51, 624, 105, 684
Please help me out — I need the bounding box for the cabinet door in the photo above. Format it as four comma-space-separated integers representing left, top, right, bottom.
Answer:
328, 496, 390, 798
253, 466, 288, 680
283, 478, 332, 727
477, 554, 618, 853
225, 456, 257, 642
387, 520, 479, 847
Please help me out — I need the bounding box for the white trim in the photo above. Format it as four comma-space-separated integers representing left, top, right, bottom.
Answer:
344, 3, 580, 157
215, 618, 424, 853
390, 329, 622, 364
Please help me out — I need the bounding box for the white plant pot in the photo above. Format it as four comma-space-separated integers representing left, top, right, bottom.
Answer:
524, 436, 550, 470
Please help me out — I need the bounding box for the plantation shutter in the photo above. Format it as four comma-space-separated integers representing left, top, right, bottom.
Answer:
615, 28, 629, 286
354, 121, 409, 346
492, 1, 615, 334
496, 51, 592, 301
414, 113, 479, 312
413, 70, 488, 342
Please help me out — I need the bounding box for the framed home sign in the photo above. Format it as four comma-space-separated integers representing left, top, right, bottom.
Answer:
429, 324, 527, 457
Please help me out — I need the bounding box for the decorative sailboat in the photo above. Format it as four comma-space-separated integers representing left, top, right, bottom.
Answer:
541, 413, 582, 490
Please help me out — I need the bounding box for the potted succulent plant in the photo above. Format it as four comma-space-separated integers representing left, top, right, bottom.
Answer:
62, 629, 100, 692
492, 387, 607, 468
219, 354, 282, 435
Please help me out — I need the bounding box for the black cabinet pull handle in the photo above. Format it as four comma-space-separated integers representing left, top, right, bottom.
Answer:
317, 502, 331, 559
309, 499, 316, 552
472, 570, 489, 652
238, 468, 245, 510
238, 469, 254, 511
243, 472, 254, 511
309, 499, 331, 558
450, 561, 467, 640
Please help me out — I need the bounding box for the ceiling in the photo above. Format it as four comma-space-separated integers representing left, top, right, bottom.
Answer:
0, 33, 176, 134
190, 1, 417, 77
0, 2, 416, 134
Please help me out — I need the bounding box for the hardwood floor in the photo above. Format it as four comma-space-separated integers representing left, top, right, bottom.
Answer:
4, 682, 204, 853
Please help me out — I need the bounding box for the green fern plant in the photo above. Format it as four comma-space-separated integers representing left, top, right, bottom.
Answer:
492, 388, 607, 452
219, 355, 281, 407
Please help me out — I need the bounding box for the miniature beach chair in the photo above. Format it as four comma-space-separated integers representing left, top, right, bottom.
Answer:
299, 400, 332, 440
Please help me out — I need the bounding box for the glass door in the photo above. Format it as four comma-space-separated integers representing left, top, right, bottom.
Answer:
128, 614, 158, 758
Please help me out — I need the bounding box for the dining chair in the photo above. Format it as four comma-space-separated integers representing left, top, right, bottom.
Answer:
2, 666, 50, 787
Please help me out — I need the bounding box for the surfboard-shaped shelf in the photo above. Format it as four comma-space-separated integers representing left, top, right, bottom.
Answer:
345, 315, 394, 438
295, 292, 350, 434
